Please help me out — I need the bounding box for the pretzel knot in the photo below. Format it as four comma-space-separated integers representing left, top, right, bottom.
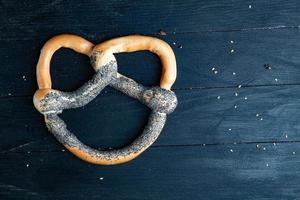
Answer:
33, 34, 177, 165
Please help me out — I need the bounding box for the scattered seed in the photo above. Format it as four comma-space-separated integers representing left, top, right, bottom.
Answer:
293, 151, 296, 155
256, 113, 259, 117
230, 40, 234, 44
266, 163, 269, 167
230, 149, 234, 152
248, 5, 252, 9
275, 78, 278, 82
217, 96, 221, 100
178, 45, 183, 49
256, 144, 260, 148
238, 84, 242, 88
230, 49, 234, 53
260, 118, 263, 121
62, 149, 65, 152
234, 105, 238, 109
263, 147, 266, 151
244, 97, 248, 100
26, 164, 29, 167
264, 64, 272, 70
273, 142, 276, 146
99, 177, 104, 180
214, 70, 218, 74
173, 42, 176, 45
159, 29, 167, 36
285, 134, 288, 138
235, 92, 238, 96
8, 93, 12, 96
232, 72, 236, 75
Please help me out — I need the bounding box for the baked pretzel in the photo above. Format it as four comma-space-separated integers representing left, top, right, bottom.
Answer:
33, 34, 177, 165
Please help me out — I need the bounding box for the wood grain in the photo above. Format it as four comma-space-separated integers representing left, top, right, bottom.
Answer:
2, 29, 300, 97
1, 143, 300, 199
1, 0, 300, 41
1, 85, 300, 152
1, 0, 300, 199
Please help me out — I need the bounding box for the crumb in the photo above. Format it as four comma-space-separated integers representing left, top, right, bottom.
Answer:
178, 45, 183, 49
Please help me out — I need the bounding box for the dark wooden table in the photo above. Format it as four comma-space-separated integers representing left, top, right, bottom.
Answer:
1, 0, 300, 199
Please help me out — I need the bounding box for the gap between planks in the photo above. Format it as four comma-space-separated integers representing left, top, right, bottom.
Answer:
1, 82, 300, 99
1, 140, 300, 155
1, 25, 300, 42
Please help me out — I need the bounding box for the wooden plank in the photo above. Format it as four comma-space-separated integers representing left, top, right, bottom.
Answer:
2, 85, 300, 152
1, 0, 300, 41
1, 142, 300, 199
2, 29, 300, 97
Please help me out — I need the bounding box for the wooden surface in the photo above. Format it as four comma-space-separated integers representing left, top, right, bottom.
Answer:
1, 0, 300, 199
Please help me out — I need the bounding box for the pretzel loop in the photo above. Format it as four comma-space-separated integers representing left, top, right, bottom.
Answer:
33, 34, 177, 165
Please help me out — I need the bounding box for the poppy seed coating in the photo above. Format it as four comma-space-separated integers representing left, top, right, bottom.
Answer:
38, 57, 177, 164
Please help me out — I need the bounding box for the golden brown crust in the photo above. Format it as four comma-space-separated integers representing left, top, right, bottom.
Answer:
33, 88, 53, 112
93, 35, 177, 90
36, 34, 176, 90
35, 34, 177, 165
36, 34, 95, 89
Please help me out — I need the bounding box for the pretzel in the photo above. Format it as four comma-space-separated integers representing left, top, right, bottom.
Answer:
33, 34, 177, 165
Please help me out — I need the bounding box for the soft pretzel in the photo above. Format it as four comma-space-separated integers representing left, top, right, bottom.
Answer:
34, 34, 177, 165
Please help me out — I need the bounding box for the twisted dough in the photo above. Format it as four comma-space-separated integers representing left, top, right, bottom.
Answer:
34, 34, 177, 165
